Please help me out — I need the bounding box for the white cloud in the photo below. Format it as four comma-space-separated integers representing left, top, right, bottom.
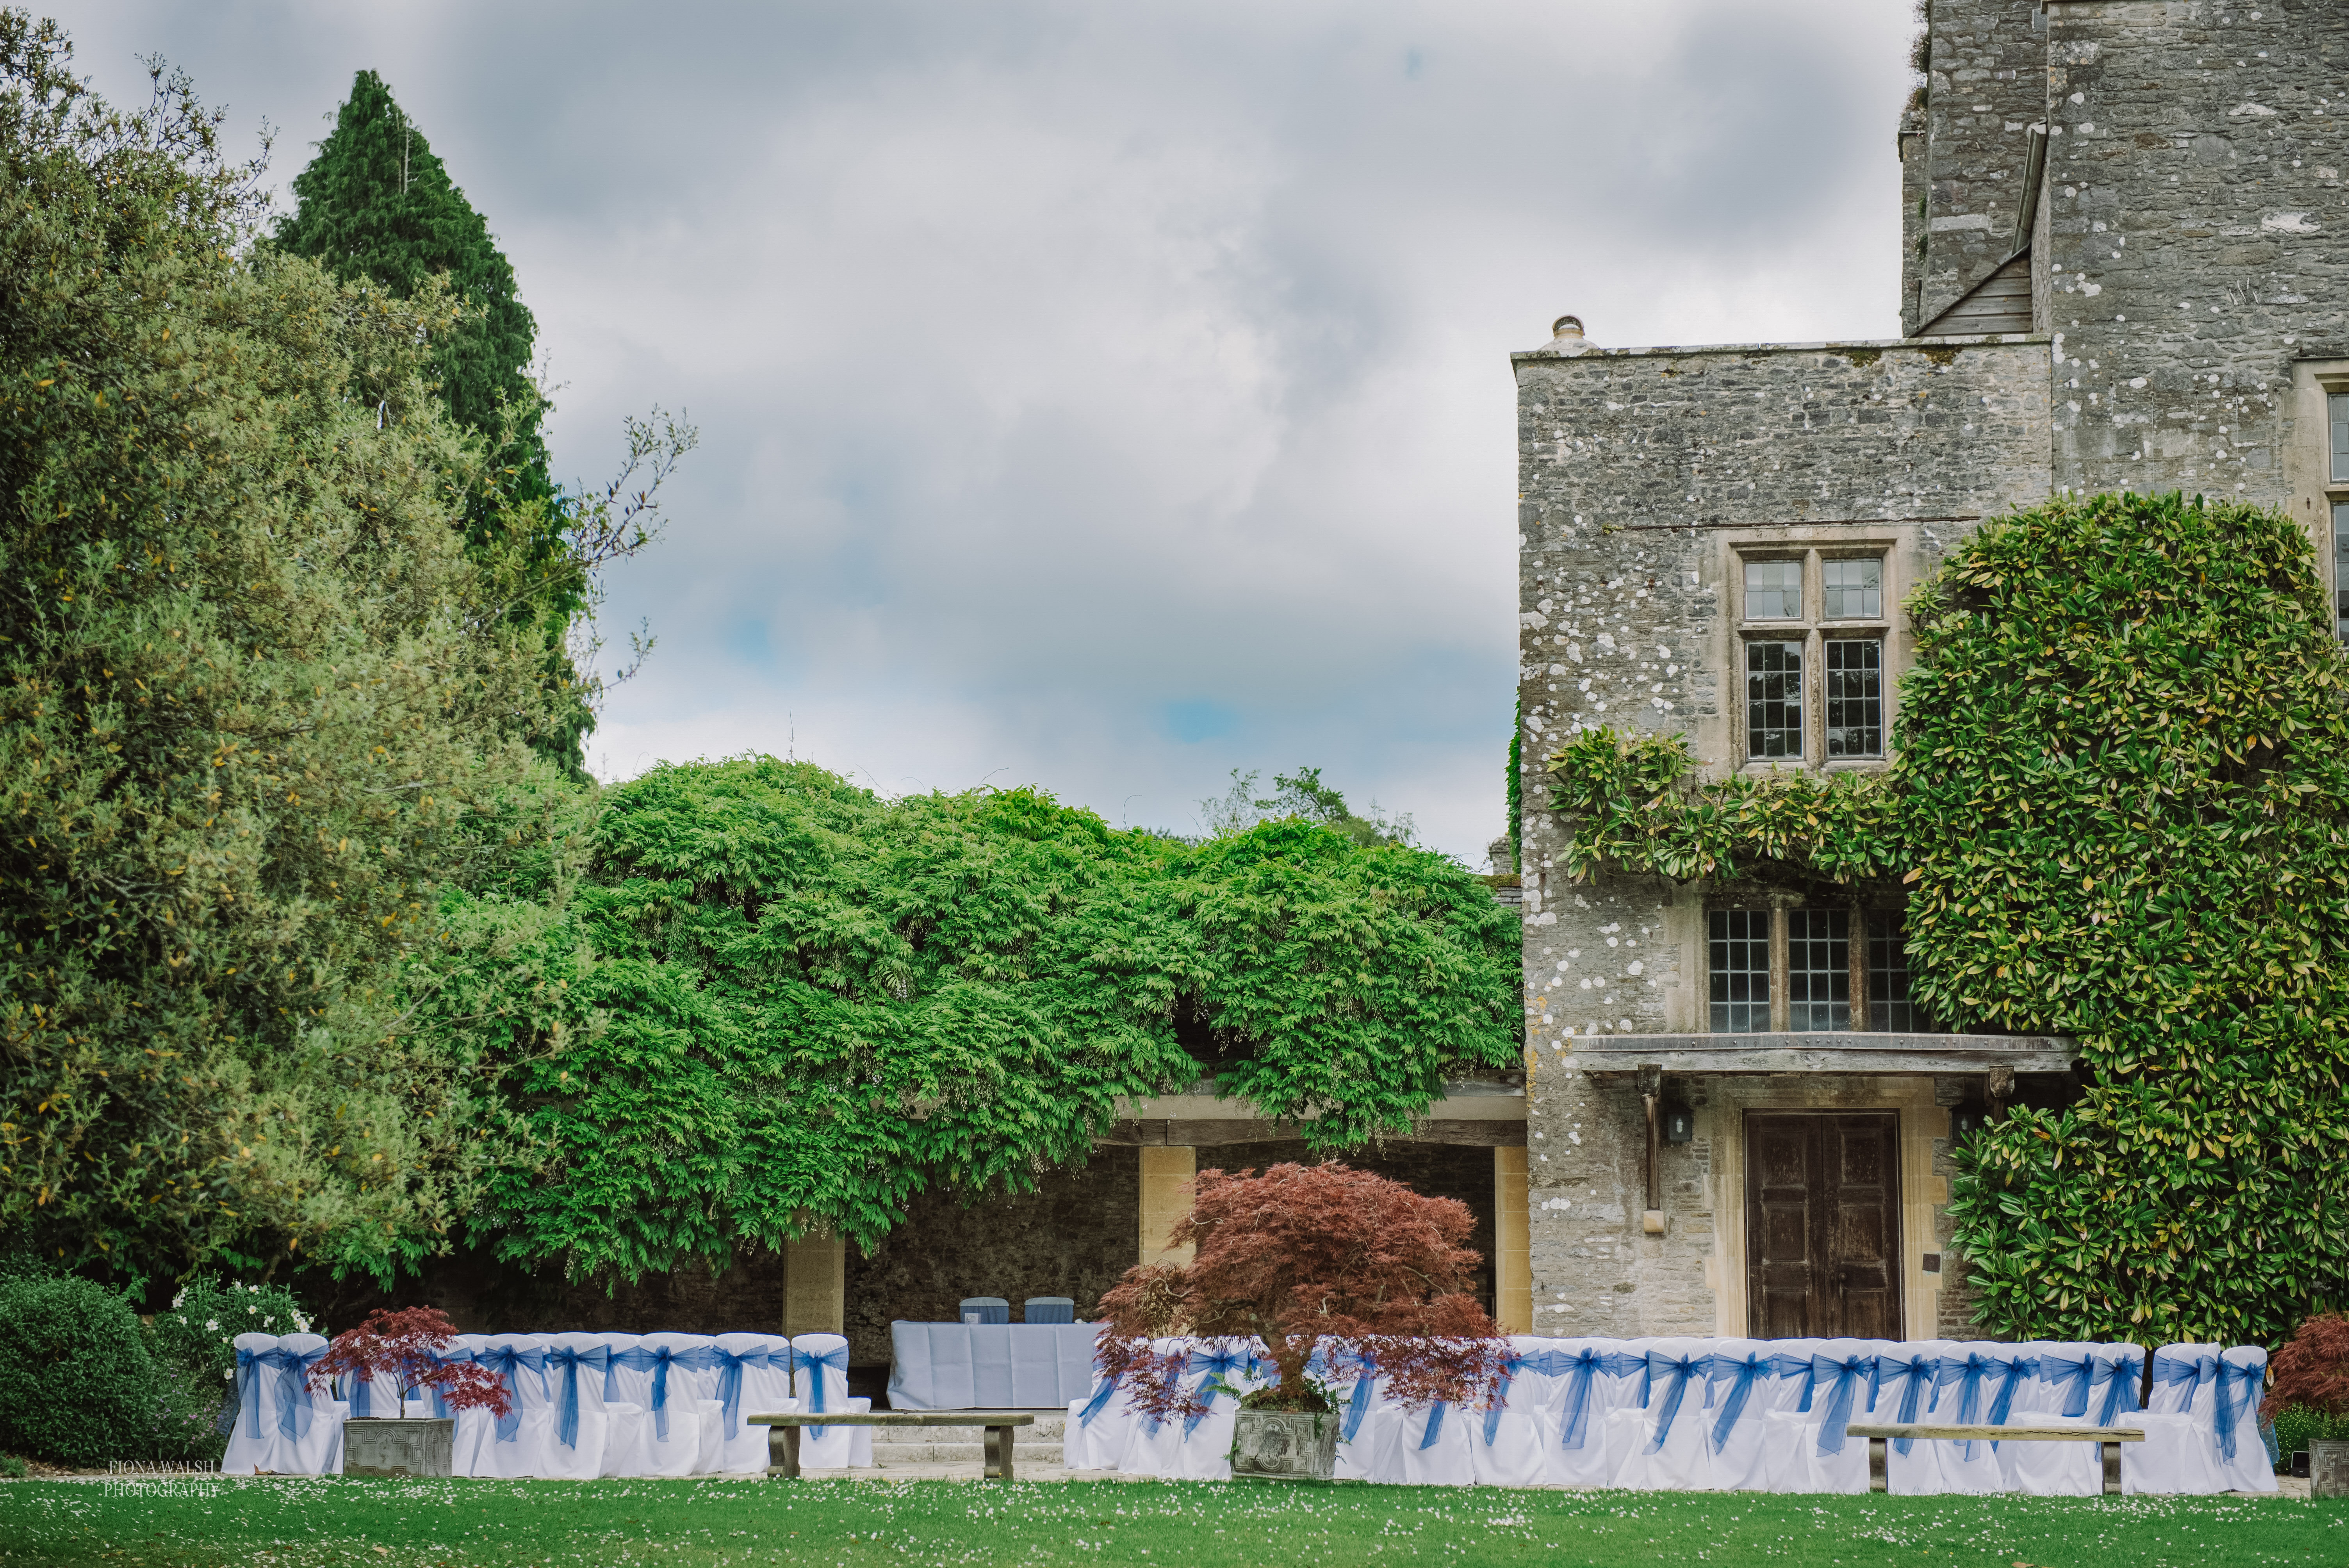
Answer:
55, 0, 1913, 859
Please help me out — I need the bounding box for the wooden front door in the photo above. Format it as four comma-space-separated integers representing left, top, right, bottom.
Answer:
1745, 1112, 1902, 1339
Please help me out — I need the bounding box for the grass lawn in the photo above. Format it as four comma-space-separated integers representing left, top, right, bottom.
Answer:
1, 1477, 2339, 1568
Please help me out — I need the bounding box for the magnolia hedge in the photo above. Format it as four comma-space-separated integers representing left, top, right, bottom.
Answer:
1547, 492, 2349, 1346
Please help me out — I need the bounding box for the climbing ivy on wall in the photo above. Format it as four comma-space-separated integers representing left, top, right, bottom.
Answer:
419, 757, 1522, 1282
1546, 492, 2349, 1347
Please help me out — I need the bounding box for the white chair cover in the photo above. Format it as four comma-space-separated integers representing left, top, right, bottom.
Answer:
601, 1332, 708, 1477
1609, 1339, 1713, 1490
1119, 1337, 1206, 1477
1166, 1338, 1255, 1481
1543, 1338, 1646, 1488
530, 1331, 631, 1479
1470, 1336, 1558, 1488
1377, 1397, 1477, 1486
1700, 1338, 1800, 1491
437, 1335, 494, 1476
1995, 1343, 2101, 1497
714, 1333, 797, 1474
1330, 1343, 1390, 1482
1757, 1340, 1872, 1494
1065, 1351, 1138, 1471
789, 1333, 859, 1470
225, 1333, 348, 1476
1895, 1342, 2012, 1495
2128, 1343, 2222, 1495
2213, 1346, 2276, 1494
642, 1332, 727, 1474
466, 1334, 557, 1479
1866, 1342, 1948, 1496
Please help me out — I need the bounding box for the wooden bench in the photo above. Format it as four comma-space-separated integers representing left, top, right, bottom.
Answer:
1845, 1424, 2144, 1495
749, 1411, 1036, 1481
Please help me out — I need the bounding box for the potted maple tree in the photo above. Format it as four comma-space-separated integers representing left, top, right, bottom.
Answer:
2266, 1313, 2349, 1497
1094, 1162, 1507, 1481
309, 1307, 512, 1478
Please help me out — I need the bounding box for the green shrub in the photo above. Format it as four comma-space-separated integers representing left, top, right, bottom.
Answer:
144, 1276, 314, 1461
0, 1275, 157, 1466
2272, 1404, 2349, 1465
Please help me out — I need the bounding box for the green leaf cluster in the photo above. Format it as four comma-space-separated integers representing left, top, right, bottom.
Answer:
0, 21, 569, 1285
415, 757, 1523, 1283
1544, 492, 2349, 1345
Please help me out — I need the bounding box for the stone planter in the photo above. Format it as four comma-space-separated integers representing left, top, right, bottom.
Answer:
2312, 1440, 2349, 1500
343, 1417, 456, 1479
1231, 1408, 1337, 1482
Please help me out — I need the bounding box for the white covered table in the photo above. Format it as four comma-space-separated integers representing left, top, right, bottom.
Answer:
887, 1322, 1100, 1409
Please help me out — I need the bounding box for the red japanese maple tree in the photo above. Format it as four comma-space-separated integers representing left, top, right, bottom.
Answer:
2263, 1313, 2349, 1422
1094, 1162, 1508, 1420
308, 1307, 512, 1421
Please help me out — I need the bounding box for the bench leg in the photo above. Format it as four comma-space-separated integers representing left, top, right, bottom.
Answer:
1868, 1436, 1887, 1494
984, 1424, 1014, 1481
2102, 1439, 2121, 1497
767, 1425, 801, 1480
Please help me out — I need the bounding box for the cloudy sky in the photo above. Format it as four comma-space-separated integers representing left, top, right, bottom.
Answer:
53, 1, 1914, 862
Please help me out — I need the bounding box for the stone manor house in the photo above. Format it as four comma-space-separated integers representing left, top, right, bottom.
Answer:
360, 2, 2345, 1386
1516, 0, 2349, 1340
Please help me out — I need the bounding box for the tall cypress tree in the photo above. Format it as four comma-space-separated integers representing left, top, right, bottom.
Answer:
276, 72, 591, 772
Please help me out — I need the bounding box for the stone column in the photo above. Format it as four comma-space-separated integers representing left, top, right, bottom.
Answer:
782, 1232, 845, 1336
1494, 1145, 1531, 1333
1138, 1146, 1196, 1267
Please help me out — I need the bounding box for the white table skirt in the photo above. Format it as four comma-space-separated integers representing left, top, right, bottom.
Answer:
887, 1321, 1101, 1409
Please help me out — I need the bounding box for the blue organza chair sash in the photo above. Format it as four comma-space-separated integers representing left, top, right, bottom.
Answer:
1077, 1376, 1117, 1426
474, 1345, 550, 1443
543, 1344, 609, 1450
235, 1345, 324, 1441
1641, 1349, 1707, 1453
1481, 1350, 1529, 1445
789, 1342, 850, 1439
1928, 1352, 1994, 1460
1868, 1353, 1936, 1456
2036, 1349, 2094, 1418
610, 1343, 722, 1441
1329, 1348, 1377, 1443
1557, 1347, 1643, 1452
2211, 1360, 2263, 1462
711, 1345, 777, 1440
427, 1345, 478, 1420
2151, 1351, 2214, 1411
2090, 1351, 2142, 1425
1701, 1352, 1811, 1454
1804, 1352, 1875, 1456
1183, 1345, 1249, 1436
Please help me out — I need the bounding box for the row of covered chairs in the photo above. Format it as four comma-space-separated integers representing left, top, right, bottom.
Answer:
224, 1331, 872, 1478
1066, 1336, 2274, 1495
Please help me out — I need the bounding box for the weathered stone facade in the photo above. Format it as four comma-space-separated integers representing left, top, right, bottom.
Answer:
1519, 0, 2349, 1340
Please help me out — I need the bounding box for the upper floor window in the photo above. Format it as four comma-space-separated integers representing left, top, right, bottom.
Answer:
1822, 558, 1881, 619
1745, 559, 1802, 619
1739, 551, 1889, 764
2331, 391, 2349, 485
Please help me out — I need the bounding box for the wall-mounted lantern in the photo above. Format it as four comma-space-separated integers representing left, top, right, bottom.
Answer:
1949, 1103, 1989, 1142
1663, 1105, 1695, 1144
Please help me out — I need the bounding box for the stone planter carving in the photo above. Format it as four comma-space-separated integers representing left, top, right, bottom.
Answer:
343, 1417, 456, 1479
1231, 1408, 1337, 1481
2312, 1440, 2349, 1500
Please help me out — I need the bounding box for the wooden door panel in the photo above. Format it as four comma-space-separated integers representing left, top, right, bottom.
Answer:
1746, 1111, 1901, 1340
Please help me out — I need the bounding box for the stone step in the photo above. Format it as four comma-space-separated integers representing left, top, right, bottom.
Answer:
863, 1413, 1067, 1467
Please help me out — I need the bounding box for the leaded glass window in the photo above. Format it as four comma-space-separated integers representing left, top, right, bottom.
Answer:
1709, 910, 1770, 1032
1825, 639, 1884, 757
1744, 559, 1801, 619
1786, 908, 1850, 1030
2331, 391, 2349, 485
1822, 558, 1882, 619
1868, 911, 1931, 1031
1746, 641, 1803, 759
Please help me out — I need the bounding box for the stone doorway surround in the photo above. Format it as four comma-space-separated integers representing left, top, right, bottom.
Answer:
1702, 1076, 1944, 1341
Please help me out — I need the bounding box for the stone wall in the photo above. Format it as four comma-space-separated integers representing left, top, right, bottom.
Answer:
1916, 0, 2050, 329
2043, 2, 2349, 500
842, 1146, 1140, 1366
